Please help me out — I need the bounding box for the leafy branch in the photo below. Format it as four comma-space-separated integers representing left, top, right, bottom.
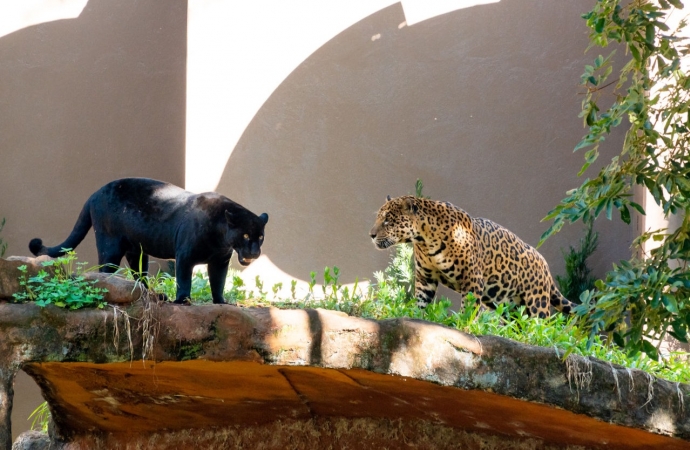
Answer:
540, 0, 690, 358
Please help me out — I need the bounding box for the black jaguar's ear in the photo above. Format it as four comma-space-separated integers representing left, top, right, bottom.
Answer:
224, 210, 234, 224
386, 195, 391, 201
259, 213, 269, 224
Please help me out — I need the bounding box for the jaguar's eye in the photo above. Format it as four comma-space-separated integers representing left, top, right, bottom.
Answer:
384, 221, 389, 226
244, 234, 249, 240
259, 236, 264, 240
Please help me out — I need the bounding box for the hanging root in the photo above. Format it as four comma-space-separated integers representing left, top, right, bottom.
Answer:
566, 354, 593, 400
109, 305, 135, 362
626, 367, 635, 392
109, 305, 122, 354
640, 372, 655, 410
139, 288, 161, 366
608, 362, 622, 404
105, 283, 162, 366
677, 382, 685, 416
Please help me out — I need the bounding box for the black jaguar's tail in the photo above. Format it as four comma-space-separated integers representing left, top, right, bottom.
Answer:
29, 199, 93, 257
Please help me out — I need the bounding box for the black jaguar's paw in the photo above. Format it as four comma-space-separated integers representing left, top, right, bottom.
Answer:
172, 297, 192, 306
212, 298, 227, 305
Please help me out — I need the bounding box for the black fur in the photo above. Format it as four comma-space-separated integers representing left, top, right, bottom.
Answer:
29, 178, 268, 304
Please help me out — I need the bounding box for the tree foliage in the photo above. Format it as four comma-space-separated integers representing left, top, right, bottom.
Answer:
556, 222, 599, 303
540, 0, 690, 359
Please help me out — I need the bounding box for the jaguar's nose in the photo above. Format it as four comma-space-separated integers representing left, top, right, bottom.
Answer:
369, 232, 376, 239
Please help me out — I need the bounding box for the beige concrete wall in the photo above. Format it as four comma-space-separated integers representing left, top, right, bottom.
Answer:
0, 0, 187, 268
0, 0, 187, 440
191, 0, 631, 296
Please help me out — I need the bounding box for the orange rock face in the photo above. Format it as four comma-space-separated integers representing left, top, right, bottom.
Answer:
22, 360, 690, 449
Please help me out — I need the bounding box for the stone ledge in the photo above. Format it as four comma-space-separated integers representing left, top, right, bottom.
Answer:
0, 301, 687, 449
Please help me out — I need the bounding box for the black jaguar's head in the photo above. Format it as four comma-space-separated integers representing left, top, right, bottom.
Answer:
369, 195, 418, 250
225, 210, 269, 266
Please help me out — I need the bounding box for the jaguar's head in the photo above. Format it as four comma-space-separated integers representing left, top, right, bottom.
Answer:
369, 195, 418, 250
225, 210, 269, 266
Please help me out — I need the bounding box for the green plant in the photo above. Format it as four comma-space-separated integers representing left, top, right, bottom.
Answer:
440, 293, 690, 383
146, 271, 177, 300
272, 266, 371, 317
131, 268, 228, 304
28, 401, 50, 433
383, 243, 415, 297
556, 221, 599, 303
13, 250, 107, 309
225, 271, 250, 302
192, 272, 213, 302
0, 218, 7, 257
539, 0, 690, 358
255, 275, 267, 299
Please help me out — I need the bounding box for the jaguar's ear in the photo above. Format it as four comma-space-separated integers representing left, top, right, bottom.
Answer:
259, 213, 269, 224
386, 195, 391, 202
402, 198, 418, 215
224, 210, 234, 224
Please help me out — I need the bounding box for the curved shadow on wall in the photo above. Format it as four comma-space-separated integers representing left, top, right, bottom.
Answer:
217, 0, 630, 282
0, 1, 88, 39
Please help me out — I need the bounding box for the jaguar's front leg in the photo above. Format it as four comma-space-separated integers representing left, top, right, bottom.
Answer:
414, 264, 439, 308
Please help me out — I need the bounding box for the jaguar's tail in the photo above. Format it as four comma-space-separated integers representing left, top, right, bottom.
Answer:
550, 288, 575, 315
29, 199, 92, 258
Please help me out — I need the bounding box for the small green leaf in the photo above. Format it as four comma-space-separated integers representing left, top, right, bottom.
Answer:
630, 44, 641, 62
642, 340, 659, 361
537, 219, 563, 248
670, 320, 688, 343
606, 199, 613, 220
574, 139, 593, 152
612, 332, 625, 348
645, 25, 655, 46
629, 202, 646, 215
578, 161, 592, 176
662, 294, 679, 314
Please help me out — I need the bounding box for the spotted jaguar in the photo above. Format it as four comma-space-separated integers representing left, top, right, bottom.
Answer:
369, 196, 574, 317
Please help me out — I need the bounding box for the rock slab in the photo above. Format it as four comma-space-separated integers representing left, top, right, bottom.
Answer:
0, 303, 686, 449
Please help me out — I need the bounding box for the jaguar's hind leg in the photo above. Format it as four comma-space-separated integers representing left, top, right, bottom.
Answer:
96, 236, 126, 274
522, 290, 552, 318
